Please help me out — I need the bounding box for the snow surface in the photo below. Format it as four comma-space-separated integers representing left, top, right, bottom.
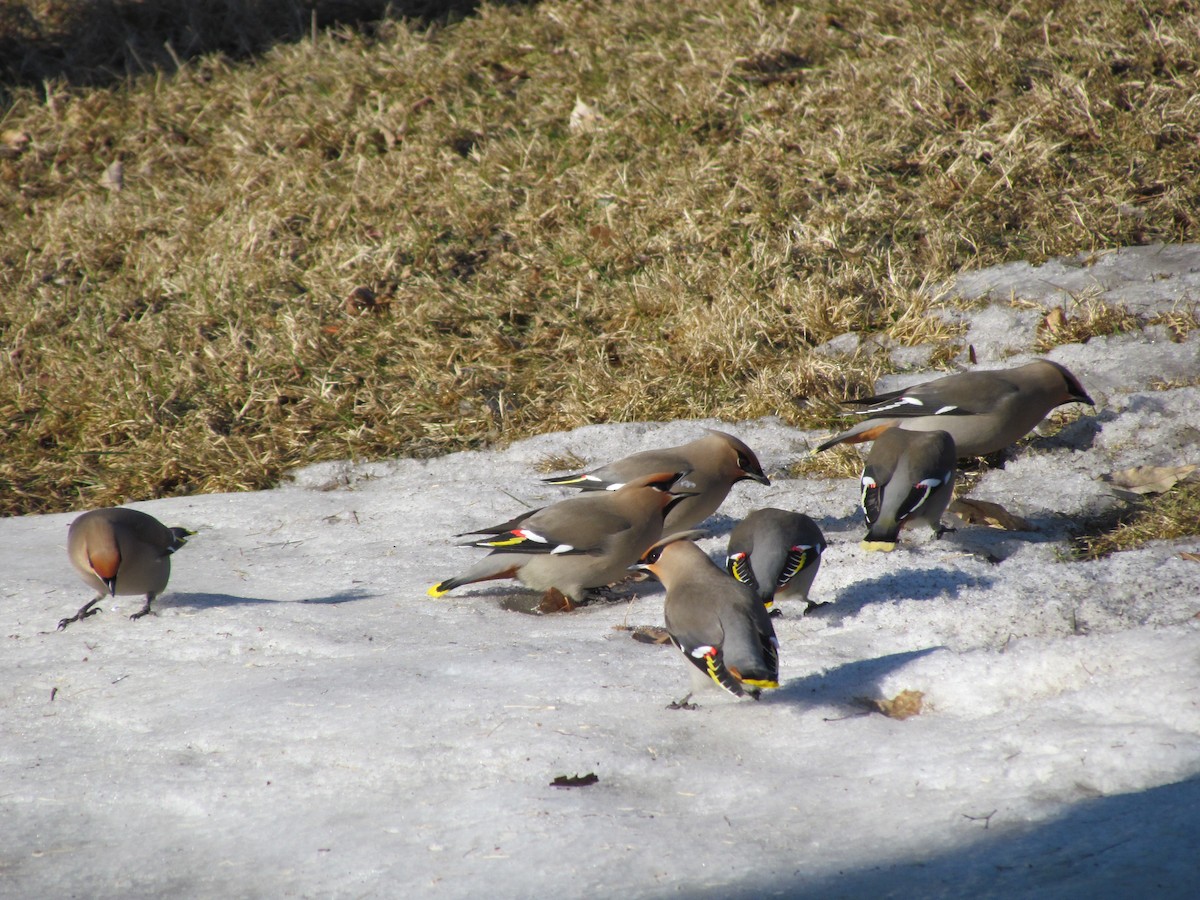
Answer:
3, 245, 1200, 899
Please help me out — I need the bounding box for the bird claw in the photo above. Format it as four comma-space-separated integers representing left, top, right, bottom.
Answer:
57, 607, 101, 631
667, 695, 698, 711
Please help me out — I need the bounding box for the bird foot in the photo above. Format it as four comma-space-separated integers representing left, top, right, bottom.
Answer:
57, 607, 101, 631
934, 525, 958, 539
667, 695, 698, 711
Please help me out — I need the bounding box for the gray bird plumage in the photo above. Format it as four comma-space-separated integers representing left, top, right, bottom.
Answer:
635, 535, 780, 706
543, 429, 770, 531
429, 471, 687, 610
726, 508, 826, 613
62, 507, 193, 630
860, 428, 957, 552
817, 359, 1094, 458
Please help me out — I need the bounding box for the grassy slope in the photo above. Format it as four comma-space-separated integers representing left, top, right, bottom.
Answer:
2, 0, 1199, 518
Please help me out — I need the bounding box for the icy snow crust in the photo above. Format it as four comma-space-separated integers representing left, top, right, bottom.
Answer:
2, 244, 1199, 898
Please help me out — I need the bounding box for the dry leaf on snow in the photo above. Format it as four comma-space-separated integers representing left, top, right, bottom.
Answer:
1100, 464, 1198, 497
859, 690, 924, 720
949, 498, 1033, 531
614, 624, 673, 645
551, 773, 599, 788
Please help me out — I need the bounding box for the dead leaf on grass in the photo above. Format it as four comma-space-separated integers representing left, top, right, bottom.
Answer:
0, 130, 30, 158
1100, 464, 1198, 496
345, 286, 382, 315
950, 498, 1033, 531
1042, 306, 1068, 334
100, 160, 124, 192
569, 98, 604, 133
588, 224, 618, 246
1179, 552, 1200, 562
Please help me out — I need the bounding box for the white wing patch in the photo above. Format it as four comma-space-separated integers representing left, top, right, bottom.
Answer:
864, 396, 924, 413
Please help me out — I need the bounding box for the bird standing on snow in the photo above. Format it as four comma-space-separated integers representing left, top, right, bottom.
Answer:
860, 428, 956, 552
428, 471, 689, 611
634, 535, 780, 707
61, 507, 193, 630
726, 508, 826, 614
815, 359, 1094, 458
542, 429, 770, 531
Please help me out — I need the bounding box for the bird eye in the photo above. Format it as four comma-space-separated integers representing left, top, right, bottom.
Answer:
643, 546, 663, 564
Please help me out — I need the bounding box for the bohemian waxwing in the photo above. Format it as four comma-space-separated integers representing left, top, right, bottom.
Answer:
61, 507, 193, 630
543, 429, 770, 531
816, 359, 1094, 458
859, 428, 956, 552
726, 508, 826, 614
428, 471, 690, 610
634, 534, 780, 706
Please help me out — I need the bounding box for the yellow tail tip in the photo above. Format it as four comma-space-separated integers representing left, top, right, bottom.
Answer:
427, 582, 451, 598
860, 540, 897, 553
742, 678, 779, 690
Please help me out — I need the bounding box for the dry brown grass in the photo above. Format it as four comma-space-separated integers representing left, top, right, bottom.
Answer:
1032, 295, 1144, 351
1070, 483, 1200, 559
3, 0, 1200, 516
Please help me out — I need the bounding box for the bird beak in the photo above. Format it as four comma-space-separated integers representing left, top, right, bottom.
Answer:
102, 576, 118, 596
742, 471, 771, 486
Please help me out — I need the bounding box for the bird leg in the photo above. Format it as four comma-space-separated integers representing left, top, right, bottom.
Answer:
57, 594, 104, 631
934, 524, 957, 539
667, 693, 698, 711
129, 593, 157, 621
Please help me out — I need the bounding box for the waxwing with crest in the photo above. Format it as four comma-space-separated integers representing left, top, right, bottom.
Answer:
429, 471, 690, 611
859, 429, 957, 552
543, 429, 769, 531
726, 508, 826, 614
62, 507, 193, 630
816, 360, 1093, 458
634, 533, 779, 707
